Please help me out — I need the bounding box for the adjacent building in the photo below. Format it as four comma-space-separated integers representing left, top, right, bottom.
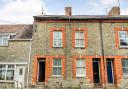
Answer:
0, 25, 33, 88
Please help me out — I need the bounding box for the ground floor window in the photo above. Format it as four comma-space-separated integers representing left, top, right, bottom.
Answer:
122, 59, 128, 76
52, 59, 62, 76
0, 64, 14, 80
76, 59, 86, 77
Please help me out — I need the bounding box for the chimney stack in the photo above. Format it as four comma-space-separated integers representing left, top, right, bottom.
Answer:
108, 6, 120, 16
65, 7, 72, 16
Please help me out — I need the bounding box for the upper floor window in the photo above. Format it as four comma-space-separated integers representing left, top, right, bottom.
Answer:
52, 59, 62, 76
119, 31, 128, 47
76, 59, 86, 77
53, 31, 62, 47
122, 59, 128, 76
75, 31, 84, 48
0, 35, 10, 46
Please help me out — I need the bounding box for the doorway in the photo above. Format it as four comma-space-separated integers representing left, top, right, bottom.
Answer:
93, 58, 100, 84
38, 59, 45, 82
106, 59, 114, 84
15, 65, 25, 87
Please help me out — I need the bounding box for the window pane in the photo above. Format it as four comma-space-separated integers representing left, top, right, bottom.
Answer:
3, 36, 8, 45
120, 39, 128, 47
75, 31, 84, 47
53, 67, 57, 75
0, 36, 2, 45
57, 67, 62, 75
6, 70, 14, 80
53, 59, 61, 66
8, 65, 14, 69
75, 32, 79, 39
76, 68, 85, 75
53, 31, 62, 47
53, 39, 62, 47
75, 40, 79, 47
53, 59, 62, 76
75, 32, 84, 39
119, 31, 127, 38
123, 68, 127, 74
79, 39, 84, 46
76, 59, 85, 67
53, 67, 62, 75
122, 60, 127, 67
0, 65, 6, 69
75, 39, 84, 47
19, 68, 23, 75
122, 59, 128, 75
53, 31, 62, 40
0, 70, 6, 80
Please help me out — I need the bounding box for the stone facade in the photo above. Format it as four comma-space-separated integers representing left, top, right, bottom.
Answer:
30, 17, 128, 89
0, 16, 128, 89
0, 25, 33, 88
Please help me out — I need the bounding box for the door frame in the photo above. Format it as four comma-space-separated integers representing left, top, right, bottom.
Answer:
93, 59, 101, 84
15, 65, 26, 88
106, 59, 114, 84
37, 59, 46, 82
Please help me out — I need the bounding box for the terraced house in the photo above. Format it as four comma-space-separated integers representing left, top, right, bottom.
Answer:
30, 7, 128, 89
0, 25, 33, 88
1, 7, 128, 89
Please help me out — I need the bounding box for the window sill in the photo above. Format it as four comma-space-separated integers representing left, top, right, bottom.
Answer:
52, 75, 62, 78
0, 80, 14, 82
0, 45, 9, 47
122, 75, 128, 79
75, 47, 85, 49
76, 75, 86, 78
119, 47, 128, 49
53, 47, 63, 48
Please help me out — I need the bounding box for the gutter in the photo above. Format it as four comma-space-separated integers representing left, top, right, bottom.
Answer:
34, 16, 128, 21
9, 39, 33, 41
99, 19, 106, 88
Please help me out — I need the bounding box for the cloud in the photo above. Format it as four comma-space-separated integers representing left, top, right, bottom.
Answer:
121, 8, 128, 15
0, 0, 45, 24
100, 0, 119, 7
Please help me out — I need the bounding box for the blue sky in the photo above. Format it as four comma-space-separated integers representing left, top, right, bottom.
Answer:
0, 0, 128, 24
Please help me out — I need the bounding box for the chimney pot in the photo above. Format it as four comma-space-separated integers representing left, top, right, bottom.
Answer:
65, 7, 72, 16
108, 6, 120, 16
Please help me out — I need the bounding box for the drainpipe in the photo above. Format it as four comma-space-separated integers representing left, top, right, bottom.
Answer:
27, 39, 32, 87
99, 19, 106, 89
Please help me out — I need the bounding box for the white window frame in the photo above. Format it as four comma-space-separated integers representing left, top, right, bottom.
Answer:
0, 64, 15, 81
122, 59, 128, 77
0, 35, 10, 46
52, 59, 62, 77
76, 59, 86, 77
53, 31, 62, 47
118, 31, 128, 48
75, 31, 85, 48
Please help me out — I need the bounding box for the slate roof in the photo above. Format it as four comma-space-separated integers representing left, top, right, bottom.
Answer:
0, 24, 33, 39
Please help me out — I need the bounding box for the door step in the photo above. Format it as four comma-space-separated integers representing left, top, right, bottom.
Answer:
94, 84, 117, 89
36, 82, 45, 89
106, 84, 116, 89
94, 84, 102, 88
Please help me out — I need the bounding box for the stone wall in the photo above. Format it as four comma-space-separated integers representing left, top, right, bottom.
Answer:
0, 40, 31, 88
30, 22, 128, 88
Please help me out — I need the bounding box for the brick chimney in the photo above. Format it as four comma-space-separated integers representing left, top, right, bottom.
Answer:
65, 7, 72, 16
108, 6, 120, 16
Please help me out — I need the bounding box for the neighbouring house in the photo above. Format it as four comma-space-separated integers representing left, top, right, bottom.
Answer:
30, 6, 128, 89
0, 24, 33, 88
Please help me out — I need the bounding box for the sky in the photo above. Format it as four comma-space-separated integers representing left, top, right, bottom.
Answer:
0, 0, 128, 24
